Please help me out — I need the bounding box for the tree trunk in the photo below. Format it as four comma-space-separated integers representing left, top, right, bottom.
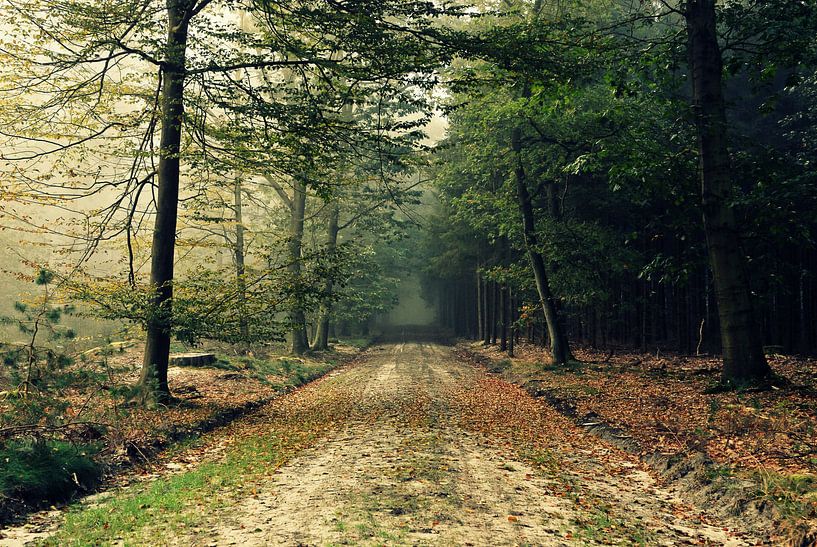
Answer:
508, 288, 515, 357
139, 0, 192, 404
483, 278, 491, 345
500, 282, 508, 352
491, 281, 498, 344
312, 204, 340, 351
476, 267, 484, 342
234, 178, 249, 342
288, 176, 309, 355
512, 126, 573, 365
686, 0, 770, 382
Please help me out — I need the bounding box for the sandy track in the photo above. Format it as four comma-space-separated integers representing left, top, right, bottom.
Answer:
174, 342, 753, 546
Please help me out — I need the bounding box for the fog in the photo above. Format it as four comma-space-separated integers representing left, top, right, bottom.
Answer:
384, 275, 436, 327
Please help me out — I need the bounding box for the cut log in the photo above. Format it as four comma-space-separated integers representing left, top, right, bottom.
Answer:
169, 353, 216, 368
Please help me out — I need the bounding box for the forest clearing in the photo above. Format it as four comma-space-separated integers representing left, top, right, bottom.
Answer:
1, 0, 817, 545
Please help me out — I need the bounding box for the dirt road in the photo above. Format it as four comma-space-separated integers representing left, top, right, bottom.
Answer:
2, 342, 755, 546
173, 342, 751, 546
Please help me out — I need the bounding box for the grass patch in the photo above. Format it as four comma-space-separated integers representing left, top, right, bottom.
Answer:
45, 429, 316, 545
337, 337, 370, 349
216, 354, 335, 388
488, 359, 512, 373
573, 505, 651, 545
539, 360, 585, 375
0, 439, 101, 503
754, 471, 817, 521
703, 464, 734, 483
520, 448, 560, 472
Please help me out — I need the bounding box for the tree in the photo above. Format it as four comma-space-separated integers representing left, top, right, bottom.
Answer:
0, 0, 464, 400
684, 0, 770, 382
512, 125, 572, 363
139, 0, 200, 403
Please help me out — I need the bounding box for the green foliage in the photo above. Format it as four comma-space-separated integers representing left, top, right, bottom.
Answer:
754, 472, 817, 520
222, 354, 334, 388
418, 0, 817, 354
0, 439, 101, 502
330, 243, 400, 332
0, 271, 80, 428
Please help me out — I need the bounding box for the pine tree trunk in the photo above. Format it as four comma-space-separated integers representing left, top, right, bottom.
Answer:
508, 288, 515, 357
491, 282, 498, 344
512, 126, 573, 365
500, 282, 508, 352
312, 204, 340, 351
686, 0, 770, 382
288, 176, 309, 355
476, 267, 484, 341
139, 0, 191, 404
483, 278, 491, 345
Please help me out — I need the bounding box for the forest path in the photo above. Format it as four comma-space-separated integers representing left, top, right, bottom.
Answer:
171, 342, 751, 546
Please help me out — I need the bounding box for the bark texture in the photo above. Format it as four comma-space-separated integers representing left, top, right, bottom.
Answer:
686, 0, 770, 382
234, 178, 249, 342
139, 0, 192, 403
288, 176, 309, 355
312, 204, 340, 351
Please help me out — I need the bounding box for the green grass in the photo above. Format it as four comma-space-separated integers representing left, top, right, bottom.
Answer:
488, 359, 512, 373
538, 359, 585, 375
37, 346, 351, 545
207, 354, 336, 389
754, 471, 817, 521
572, 505, 651, 545
0, 439, 101, 503
337, 337, 371, 349
45, 429, 316, 545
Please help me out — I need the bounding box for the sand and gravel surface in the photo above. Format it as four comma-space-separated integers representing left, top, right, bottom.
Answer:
1, 342, 756, 546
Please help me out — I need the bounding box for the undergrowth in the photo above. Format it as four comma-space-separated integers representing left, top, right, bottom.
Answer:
0, 439, 101, 502
44, 427, 317, 545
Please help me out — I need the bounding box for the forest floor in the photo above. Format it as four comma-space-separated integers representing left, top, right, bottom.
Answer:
0, 340, 366, 527
2, 342, 766, 546
461, 341, 817, 544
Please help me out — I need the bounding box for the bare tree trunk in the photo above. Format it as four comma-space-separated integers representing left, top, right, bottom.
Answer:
686, 0, 770, 383
490, 281, 498, 345
476, 266, 484, 342
500, 281, 508, 352
288, 176, 309, 355
483, 278, 491, 345
312, 204, 340, 351
508, 288, 515, 357
512, 126, 573, 365
233, 178, 249, 342
139, 0, 192, 404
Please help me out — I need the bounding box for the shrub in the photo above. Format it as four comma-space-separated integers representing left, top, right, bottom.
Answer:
0, 439, 102, 502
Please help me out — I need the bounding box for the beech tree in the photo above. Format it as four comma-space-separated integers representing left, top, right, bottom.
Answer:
0, 0, 462, 401
684, 0, 770, 382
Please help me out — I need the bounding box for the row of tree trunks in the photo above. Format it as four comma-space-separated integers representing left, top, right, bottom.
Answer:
436, 280, 478, 337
